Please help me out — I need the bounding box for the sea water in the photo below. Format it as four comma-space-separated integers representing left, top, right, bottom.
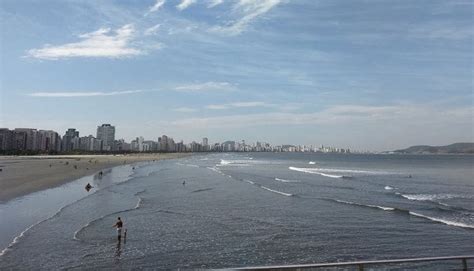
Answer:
0, 153, 473, 269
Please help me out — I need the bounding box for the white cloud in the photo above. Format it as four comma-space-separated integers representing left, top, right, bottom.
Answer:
211, 0, 282, 35
144, 24, 161, 36
27, 90, 144, 97
164, 104, 474, 130
148, 0, 166, 13
173, 107, 198, 113
206, 104, 230, 110
208, 0, 224, 8
174, 81, 235, 92
26, 25, 143, 60
206, 101, 273, 110
177, 0, 196, 11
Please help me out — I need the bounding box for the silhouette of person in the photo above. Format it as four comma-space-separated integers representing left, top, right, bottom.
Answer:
112, 217, 124, 242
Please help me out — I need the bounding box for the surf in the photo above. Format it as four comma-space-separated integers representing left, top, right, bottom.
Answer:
260, 186, 293, 197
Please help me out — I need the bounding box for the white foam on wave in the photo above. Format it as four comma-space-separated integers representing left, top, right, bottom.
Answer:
333, 199, 394, 211
290, 166, 388, 175
218, 159, 250, 167
409, 212, 474, 229
274, 177, 300, 183
206, 167, 221, 173
309, 161, 316, 165
319, 172, 344, 178
73, 192, 144, 241
385, 186, 394, 190
401, 193, 459, 201
244, 179, 255, 185
260, 186, 293, 197
330, 198, 474, 230
220, 159, 231, 165
289, 167, 345, 179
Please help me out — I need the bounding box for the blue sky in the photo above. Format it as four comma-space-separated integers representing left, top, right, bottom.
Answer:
0, 0, 472, 151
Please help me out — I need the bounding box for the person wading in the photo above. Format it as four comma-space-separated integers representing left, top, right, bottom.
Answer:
112, 217, 124, 242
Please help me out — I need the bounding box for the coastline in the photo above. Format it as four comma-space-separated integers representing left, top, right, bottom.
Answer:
0, 153, 192, 203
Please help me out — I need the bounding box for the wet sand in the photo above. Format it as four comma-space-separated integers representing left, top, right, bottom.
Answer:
0, 153, 191, 203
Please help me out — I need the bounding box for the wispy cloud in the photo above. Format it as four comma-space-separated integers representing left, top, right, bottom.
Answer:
147, 0, 166, 14
177, 0, 196, 11
144, 24, 161, 36
206, 101, 274, 110
211, 0, 282, 35
165, 104, 473, 129
174, 81, 235, 92
173, 107, 198, 113
207, 0, 224, 8
26, 25, 143, 60
27, 90, 145, 97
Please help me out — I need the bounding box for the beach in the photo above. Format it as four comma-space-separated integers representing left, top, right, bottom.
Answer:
0, 153, 191, 203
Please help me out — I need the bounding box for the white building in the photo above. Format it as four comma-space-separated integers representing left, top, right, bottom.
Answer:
96, 124, 115, 151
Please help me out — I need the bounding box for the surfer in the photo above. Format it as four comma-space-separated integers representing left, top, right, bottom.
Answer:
112, 217, 124, 242
182, 180, 186, 186
85, 183, 92, 192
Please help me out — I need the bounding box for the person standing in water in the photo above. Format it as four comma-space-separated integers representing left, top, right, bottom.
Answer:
112, 217, 123, 242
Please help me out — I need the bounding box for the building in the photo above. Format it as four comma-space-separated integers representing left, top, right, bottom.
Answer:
62, 128, 79, 152
202, 137, 209, 151
38, 130, 61, 151
0, 128, 14, 150
96, 124, 115, 151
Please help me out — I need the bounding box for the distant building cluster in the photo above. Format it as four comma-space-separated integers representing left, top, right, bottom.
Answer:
208, 140, 351, 153
0, 124, 353, 154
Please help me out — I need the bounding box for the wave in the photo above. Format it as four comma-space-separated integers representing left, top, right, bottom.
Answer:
290, 166, 389, 175
289, 167, 347, 179
219, 159, 248, 166
330, 199, 395, 211
274, 177, 300, 183
260, 186, 293, 197
243, 179, 255, 185
73, 190, 145, 242
191, 188, 214, 193
186, 164, 199, 168
0, 218, 44, 256
400, 193, 462, 202
327, 198, 474, 230
308, 161, 316, 165
385, 186, 395, 190
409, 212, 474, 229
0, 164, 139, 257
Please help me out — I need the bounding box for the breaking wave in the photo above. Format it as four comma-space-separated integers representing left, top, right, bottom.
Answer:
73, 190, 146, 242
260, 186, 293, 197
290, 166, 389, 175
274, 177, 300, 183
400, 194, 461, 202
309, 161, 316, 165
327, 198, 474, 230
289, 167, 348, 179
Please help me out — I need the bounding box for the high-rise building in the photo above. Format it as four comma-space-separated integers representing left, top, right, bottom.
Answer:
96, 124, 115, 151
202, 137, 208, 151
0, 128, 14, 151
62, 128, 79, 152
38, 130, 61, 151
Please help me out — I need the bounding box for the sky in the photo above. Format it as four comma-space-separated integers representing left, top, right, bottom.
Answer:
0, 0, 472, 151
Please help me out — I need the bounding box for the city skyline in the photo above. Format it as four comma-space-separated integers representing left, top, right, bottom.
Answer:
0, 124, 356, 153
1, 0, 473, 151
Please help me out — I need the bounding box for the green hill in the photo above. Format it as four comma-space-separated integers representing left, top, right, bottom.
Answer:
393, 143, 474, 154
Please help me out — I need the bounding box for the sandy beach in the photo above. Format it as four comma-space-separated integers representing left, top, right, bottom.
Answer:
0, 153, 191, 203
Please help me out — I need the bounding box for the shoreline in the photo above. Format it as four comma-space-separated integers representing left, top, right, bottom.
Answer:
0, 153, 192, 203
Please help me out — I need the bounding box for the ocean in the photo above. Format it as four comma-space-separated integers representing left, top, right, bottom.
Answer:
0, 153, 473, 269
